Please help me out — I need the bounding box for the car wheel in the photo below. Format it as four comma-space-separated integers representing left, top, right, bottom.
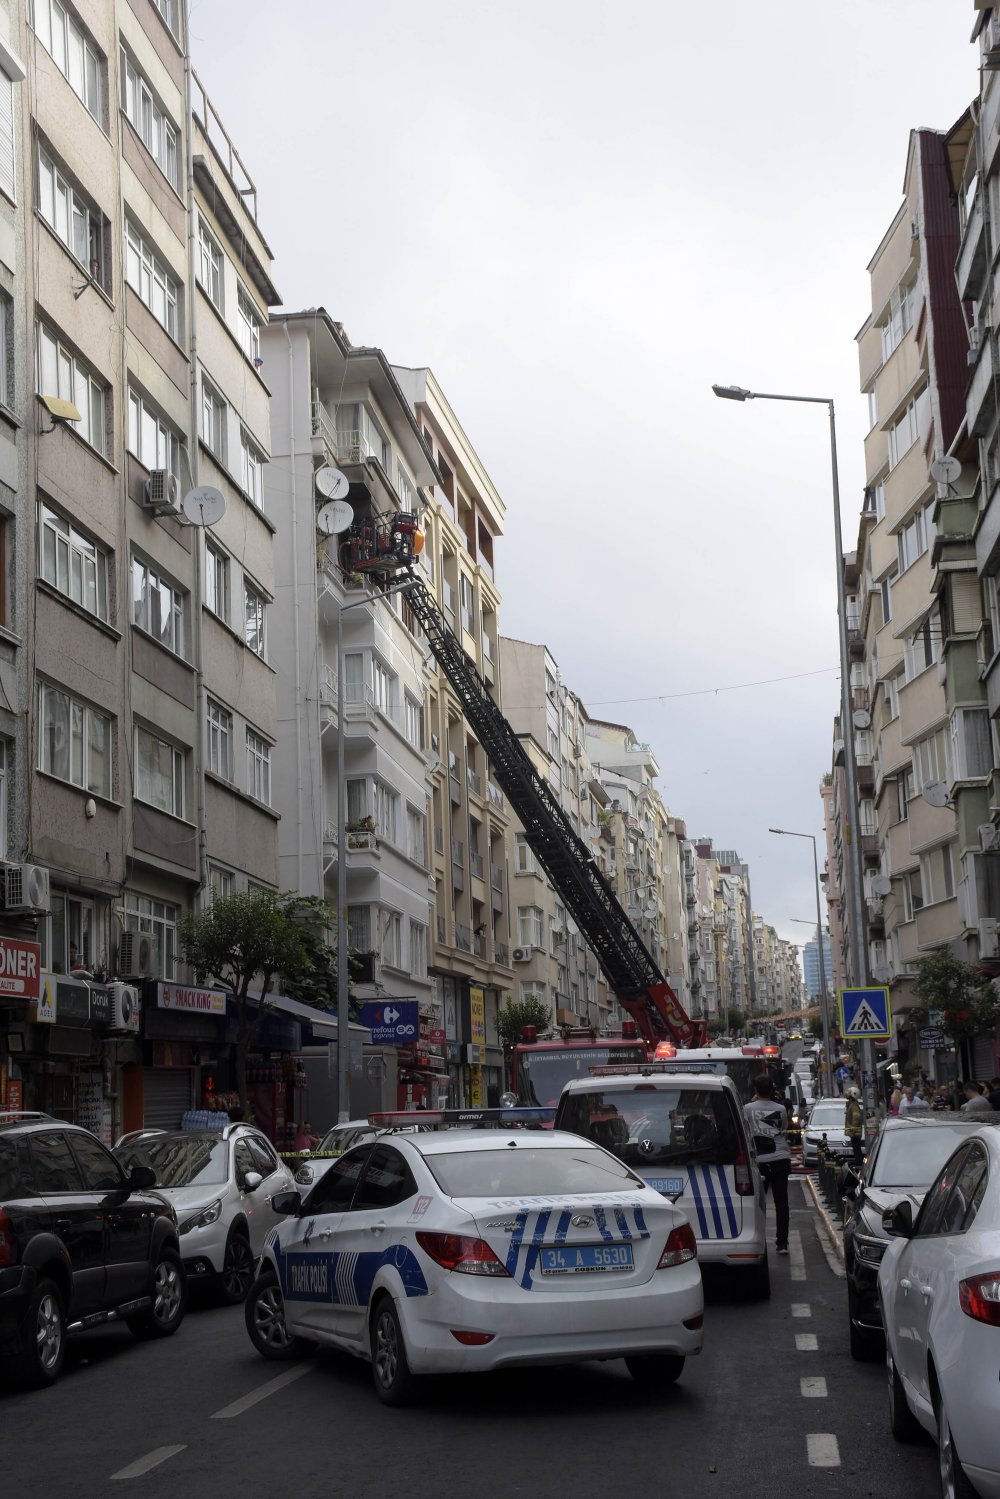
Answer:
128, 1249, 187, 1340
887, 1347, 921, 1442
6, 1278, 66, 1389
937, 1392, 978, 1499
370, 1295, 415, 1407
624, 1354, 684, 1386
744, 1251, 771, 1301
245, 1269, 311, 1361
847, 1284, 881, 1362
219, 1231, 255, 1305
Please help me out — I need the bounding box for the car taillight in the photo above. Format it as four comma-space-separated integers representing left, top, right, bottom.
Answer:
959, 1273, 1000, 1326
416, 1232, 511, 1277
734, 1142, 754, 1196
0, 1209, 11, 1269
658, 1222, 697, 1268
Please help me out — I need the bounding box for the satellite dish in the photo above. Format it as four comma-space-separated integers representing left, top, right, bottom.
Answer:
425, 754, 441, 776
921, 780, 952, 809
315, 466, 350, 501
872, 965, 892, 984
871, 874, 892, 896
852, 709, 871, 730
182, 486, 226, 527
643, 904, 657, 919
930, 456, 961, 485
316, 499, 354, 536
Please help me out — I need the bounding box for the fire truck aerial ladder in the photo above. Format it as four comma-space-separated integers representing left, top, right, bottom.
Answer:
338, 508, 707, 1050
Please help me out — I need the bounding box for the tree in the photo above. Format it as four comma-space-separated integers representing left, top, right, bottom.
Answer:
178, 890, 337, 1116
498, 995, 551, 1055
912, 946, 1000, 1049
726, 1007, 745, 1034
808, 1015, 825, 1040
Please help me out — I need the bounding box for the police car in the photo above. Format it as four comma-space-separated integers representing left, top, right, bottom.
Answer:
555, 1066, 772, 1298
243, 1109, 703, 1404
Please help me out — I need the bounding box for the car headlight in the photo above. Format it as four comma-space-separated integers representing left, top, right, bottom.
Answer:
854, 1233, 887, 1266
178, 1199, 223, 1235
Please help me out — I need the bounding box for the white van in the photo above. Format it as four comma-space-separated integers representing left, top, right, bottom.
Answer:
555, 1067, 772, 1298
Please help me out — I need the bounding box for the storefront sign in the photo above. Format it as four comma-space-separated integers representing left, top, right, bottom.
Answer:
0, 938, 41, 1000
918, 1026, 946, 1050
427, 1027, 445, 1044
469, 986, 486, 1047
32, 976, 56, 1024
158, 983, 226, 1015
3, 1079, 22, 1111
358, 1000, 419, 1044
40, 975, 90, 1027
470, 1064, 483, 1106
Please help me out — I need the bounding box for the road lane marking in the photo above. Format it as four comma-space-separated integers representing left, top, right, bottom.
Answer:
111, 1446, 186, 1480
800, 1376, 828, 1398
211, 1361, 314, 1419
789, 1230, 806, 1281
807, 1434, 840, 1467
791, 1303, 811, 1317
795, 1333, 818, 1351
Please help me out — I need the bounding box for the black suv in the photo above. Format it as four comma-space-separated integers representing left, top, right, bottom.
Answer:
0, 1113, 187, 1388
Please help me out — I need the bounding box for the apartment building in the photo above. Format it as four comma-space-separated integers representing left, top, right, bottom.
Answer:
690, 841, 722, 1022
2, 0, 280, 1134
819, 772, 849, 992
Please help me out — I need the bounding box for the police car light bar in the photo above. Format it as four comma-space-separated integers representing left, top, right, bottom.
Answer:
590, 1061, 722, 1077
368, 1108, 556, 1129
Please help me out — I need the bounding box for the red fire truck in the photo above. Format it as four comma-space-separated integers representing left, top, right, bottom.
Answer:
510, 1022, 649, 1108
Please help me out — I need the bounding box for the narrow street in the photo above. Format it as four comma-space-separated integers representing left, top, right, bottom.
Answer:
2, 1181, 939, 1499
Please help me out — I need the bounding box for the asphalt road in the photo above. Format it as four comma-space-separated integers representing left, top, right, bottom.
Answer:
1, 1180, 941, 1499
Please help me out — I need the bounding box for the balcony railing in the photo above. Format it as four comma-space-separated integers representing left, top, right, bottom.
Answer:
488, 782, 504, 810
449, 752, 461, 779
436, 915, 447, 943
452, 838, 464, 865
473, 932, 486, 958
433, 825, 444, 854
321, 663, 337, 701
494, 940, 509, 966
490, 865, 503, 891
346, 829, 378, 851
467, 768, 482, 796
455, 923, 472, 952
470, 851, 484, 880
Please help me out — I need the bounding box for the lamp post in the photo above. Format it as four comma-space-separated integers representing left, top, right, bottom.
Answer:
770, 828, 834, 1096
714, 383, 874, 1113
336, 578, 414, 1123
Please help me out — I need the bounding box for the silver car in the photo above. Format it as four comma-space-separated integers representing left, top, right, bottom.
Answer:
802, 1098, 851, 1165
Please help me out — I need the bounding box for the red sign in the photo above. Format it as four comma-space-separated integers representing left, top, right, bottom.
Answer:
0, 938, 41, 999
4, 1079, 22, 1110
428, 1028, 445, 1044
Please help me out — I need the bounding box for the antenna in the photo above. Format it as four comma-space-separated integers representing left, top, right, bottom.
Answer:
871, 874, 892, 896
930, 456, 961, 487
315, 466, 350, 501
920, 780, 953, 809
181, 486, 226, 528
316, 499, 354, 536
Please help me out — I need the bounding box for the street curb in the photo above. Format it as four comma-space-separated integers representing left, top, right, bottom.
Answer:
803, 1173, 846, 1266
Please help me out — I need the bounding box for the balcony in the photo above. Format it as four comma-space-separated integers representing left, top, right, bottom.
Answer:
345, 821, 378, 852
455, 923, 472, 952
473, 932, 486, 959
470, 851, 485, 881
451, 838, 464, 866
490, 864, 503, 912
967, 333, 998, 438
861, 833, 880, 863
493, 940, 509, 967
931, 492, 979, 575
957, 191, 988, 303
467, 767, 483, 797
449, 752, 462, 804
488, 781, 504, 811
856, 757, 875, 792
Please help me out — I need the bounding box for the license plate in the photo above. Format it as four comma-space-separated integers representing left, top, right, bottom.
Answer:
539, 1243, 634, 1274
647, 1177, 685, 1196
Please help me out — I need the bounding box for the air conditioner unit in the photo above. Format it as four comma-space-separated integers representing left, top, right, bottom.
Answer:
979, 918, 999, 959
143, 469, 182, 517
118, 930, 158, 980
981, 824, 1000, 854
4, 864, 50, 915
107, 980, 140, 1033
512, 946, 531, 963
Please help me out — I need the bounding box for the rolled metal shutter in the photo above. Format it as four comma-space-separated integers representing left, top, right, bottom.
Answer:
141, 1069, 192, 1130
973, 1035, 996, 1083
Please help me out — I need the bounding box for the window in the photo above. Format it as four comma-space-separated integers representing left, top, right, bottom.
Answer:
120, 51, 179, 190
37, 147, 106, 289
122, 892, 178, 978
867, 388, 877, 430
515, 833, 539, 875
33, 2, 102, 124
40, 503, 108, 620
343, 653, 364, 704
888, 387, 930, 468
373, 782, 397, 842
244, 582, 266, 658
0, 65, 17, 205
914, 728, 951, 793
896, 767, 912, 823
239, 430, 264, 508
197, 217, 223, 310
127, 387, 180, 477
124, 218, 179, 338
919, 846, 956, 905
0, 740, 8, 857
131, 556, 184, 655
347, 905, 371, 951
404, 693, 424, 750
372, 657, 395, 719
879, 573, 895, 626
0, 293, 11, 411
209, 864, 233, 901
30, 1133, 83, 1194
200, 378, 226, 462
950, 708, 992, 781
379, 909, 401, 968
546, 725, 559, 758
355, 1144, 416, 1211
397, 463, 415, 512
517, 905, 544, 948
881, 278, 918, 362
38, 682, 110, 796
205, 542, 228, 620
345, 778, 368, 823
406, 805, 425, 864
409, 921, 427, 980
237, 286, 260, 363
883, 674, 900, 722
150, 0, 181, 38
206, 699, 231, 779
135, 726, 184, 817
904, 610, 942, 680
246, 730, 270, 804
460, 574, 474, 633
37, 324, 106, 456
873, 479, 886, 521
897, 507, 928, 573
902, 870, 924, 922
308, 1147, 368, 1213
68, 1132, 123, 1190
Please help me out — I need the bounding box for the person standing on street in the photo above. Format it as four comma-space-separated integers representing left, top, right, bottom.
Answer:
834, 1063, 850, 1095
844, 1085, 865, 1169
745, 1075, 791, 1257
962, 1082, 991, 1114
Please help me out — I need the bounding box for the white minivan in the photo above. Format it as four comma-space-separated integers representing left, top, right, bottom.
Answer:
555, 1067, 772, 1298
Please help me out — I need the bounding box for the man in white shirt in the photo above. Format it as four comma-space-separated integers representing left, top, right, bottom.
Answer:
745, 1076, 791, 1256
898, 1084, 930, 1114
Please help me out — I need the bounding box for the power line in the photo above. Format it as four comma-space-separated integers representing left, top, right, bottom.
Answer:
572, 665, 842, 708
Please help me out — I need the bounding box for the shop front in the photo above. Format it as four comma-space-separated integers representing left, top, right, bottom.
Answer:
130, 980, 229, 1133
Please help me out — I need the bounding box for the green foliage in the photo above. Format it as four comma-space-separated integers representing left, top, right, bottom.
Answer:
498, 995, 552, 1052
808, 1015, 825, 1039
912, 946, 1000, 1042
726, 1008, 745, 1033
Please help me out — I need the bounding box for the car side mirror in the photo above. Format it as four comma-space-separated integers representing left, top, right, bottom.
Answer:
753, 1134, 776, 1155
242, 1170, 263, 1193
128, 1164, 157, 1190
271, 1190, 301, 1216
882, 1200, 913, 1237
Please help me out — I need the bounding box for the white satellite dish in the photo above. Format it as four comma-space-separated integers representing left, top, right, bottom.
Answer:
852, 709, 871, 729
921, 780, 952, 809
871, 874, 892, 896
316, 499, 354, 536
643, 904, 657, 919
316, 466, 350, 501
872, 965, 892, 984
930, 456, 961, 485
182, 486, 226, 527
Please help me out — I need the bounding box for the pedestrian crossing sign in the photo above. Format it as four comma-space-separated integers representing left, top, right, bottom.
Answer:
839, 986, 892, 1041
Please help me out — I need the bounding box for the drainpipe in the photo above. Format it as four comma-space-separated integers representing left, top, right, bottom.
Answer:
282, 319, 305, 896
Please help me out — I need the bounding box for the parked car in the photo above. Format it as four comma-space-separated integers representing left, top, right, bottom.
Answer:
879, 1122, 1000, 1497
292, 1119, 427, 1194
115, 1124, 296, 1303
0, 1112, 185, 1388
802, 1098, 851, 1166
842, 1113, 982, 1359
245, 1123, 703, 1403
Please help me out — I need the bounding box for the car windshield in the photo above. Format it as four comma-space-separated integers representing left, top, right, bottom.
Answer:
315, 1126, 377, 1154
516, 1046, 646, 1107
869, 1124, 975, 1188
557, 1087, 742, 1168
427, 1146, 641, 1197
809, 1103, 846, 1125
115, 1134, 229, 1187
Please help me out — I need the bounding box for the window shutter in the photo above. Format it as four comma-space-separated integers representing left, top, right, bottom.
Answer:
0, 73, 14, 202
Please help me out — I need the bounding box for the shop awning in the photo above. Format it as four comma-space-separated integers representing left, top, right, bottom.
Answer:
264, 992, 340, 1040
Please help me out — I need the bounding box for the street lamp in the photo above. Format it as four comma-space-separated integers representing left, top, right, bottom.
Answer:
335, 578, 415, 1123
770, 827, 834, 1095
715, 381, 874, 1110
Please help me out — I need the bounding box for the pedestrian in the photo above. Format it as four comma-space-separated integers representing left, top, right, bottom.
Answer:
888, 1086, 902, 1116
294, 1120, 316, 1150
744, 1075, 791, 1257
834, 1063, 850, 1095
898, 1083, 930, 1114
988, 1078, 1000, 1111
961, 1082, 991, 1114
844, 1085, 865, 1169
931, 1084, 952, 1112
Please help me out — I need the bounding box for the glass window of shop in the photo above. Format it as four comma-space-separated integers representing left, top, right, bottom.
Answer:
41, 891, 96, 974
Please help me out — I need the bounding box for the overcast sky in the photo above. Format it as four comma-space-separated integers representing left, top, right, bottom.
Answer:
189, 0, 978, 958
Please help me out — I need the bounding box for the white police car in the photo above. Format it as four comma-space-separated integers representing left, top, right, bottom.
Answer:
244, 1109, 704, 1404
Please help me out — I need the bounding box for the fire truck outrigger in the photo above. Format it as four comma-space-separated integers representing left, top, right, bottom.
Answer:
338, 508, 709, 1097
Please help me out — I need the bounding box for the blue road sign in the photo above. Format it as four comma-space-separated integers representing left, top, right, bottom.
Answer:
838, 986, 892, 1041
358, 1000, 419, 1045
